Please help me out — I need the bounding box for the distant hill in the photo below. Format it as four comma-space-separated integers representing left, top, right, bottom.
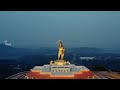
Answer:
103, 48, 120, 54
66, 47, 104, 55
0, 44, 120, 59
0, 44, 15, 50
17, 54, 57, 67
0, 44, 33, 59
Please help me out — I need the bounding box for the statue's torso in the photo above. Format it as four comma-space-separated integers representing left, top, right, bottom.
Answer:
59, 47, 64, 54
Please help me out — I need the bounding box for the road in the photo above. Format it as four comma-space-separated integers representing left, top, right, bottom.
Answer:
93, 71, 117, 79
5, 71, 29, 79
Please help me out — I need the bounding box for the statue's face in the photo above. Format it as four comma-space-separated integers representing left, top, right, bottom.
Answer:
59, 43, 62, 47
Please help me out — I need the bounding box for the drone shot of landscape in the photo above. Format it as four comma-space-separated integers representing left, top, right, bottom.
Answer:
0, 11, 120, 79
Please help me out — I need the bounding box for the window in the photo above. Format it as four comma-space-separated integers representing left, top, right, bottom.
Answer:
67, 69, 70, 72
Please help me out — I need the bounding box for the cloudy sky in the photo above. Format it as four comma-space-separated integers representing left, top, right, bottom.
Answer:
0, 11, 120, 48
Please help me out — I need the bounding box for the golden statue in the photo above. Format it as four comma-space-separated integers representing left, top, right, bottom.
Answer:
50, 40, 70, 66
56, 40, 65, 60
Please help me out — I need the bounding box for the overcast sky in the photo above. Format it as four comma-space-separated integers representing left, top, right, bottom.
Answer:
0, 11, 120, 48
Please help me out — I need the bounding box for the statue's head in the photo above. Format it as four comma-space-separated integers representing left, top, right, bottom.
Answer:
59, 41, 63, 47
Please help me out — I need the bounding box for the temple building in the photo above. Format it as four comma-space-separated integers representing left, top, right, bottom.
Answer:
25, 40, 99, 79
